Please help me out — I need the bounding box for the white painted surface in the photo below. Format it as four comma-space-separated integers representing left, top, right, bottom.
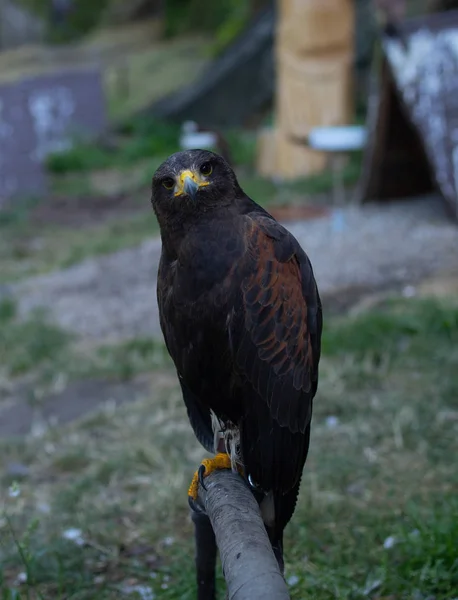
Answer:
179, 119, 219, 151
385, 28, 458, 216
180, 133, 218, 151
308, 125, 367, 152
28, 86, 76, 161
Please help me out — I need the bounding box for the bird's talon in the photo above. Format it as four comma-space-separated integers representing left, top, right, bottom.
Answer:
198, 464, 207, 490
247, 473, 263, 494
188, 494, 205, 514
188, 453, 233, 501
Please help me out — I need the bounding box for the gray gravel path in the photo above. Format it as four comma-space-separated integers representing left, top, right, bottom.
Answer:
11, 195, 458, 342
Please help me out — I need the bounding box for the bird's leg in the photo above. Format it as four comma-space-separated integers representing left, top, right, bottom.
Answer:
272, 536, 285, 575
191, 509, 217, 600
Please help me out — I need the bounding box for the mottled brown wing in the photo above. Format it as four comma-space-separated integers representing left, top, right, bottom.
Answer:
232, 216, 322, 435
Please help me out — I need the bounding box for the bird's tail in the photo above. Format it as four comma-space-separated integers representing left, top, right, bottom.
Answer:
267, 527, 284, 573
269, 481, 303, 573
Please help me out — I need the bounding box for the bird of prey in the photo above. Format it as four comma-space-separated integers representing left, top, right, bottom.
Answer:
151, 150, 322, 569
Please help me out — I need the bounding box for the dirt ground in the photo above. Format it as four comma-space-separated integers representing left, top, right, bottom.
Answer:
29, 188, 148, 227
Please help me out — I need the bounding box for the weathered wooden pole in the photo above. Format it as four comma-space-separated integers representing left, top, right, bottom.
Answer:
191, 469, 290, 600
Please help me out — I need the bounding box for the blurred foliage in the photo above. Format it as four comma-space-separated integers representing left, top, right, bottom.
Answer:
46, 118, 181, 173
46, 117, 259, 174
208, 5, 251, 57
164, 0, 250, 43
18, 0, 259, 49
224, 130, 258, 166
240, 153, 362, 208
19, 0, 110, 42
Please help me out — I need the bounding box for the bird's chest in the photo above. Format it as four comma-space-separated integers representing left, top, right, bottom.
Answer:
158, 230, 242, 377
159, 263, 233, 404
163, 256, 232, 334
166, 225, 242, 312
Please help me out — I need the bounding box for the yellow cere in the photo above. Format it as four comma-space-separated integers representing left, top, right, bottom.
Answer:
174, 169, 209, 197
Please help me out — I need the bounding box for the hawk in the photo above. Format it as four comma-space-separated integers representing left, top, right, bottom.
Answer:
151, 150, 322, 569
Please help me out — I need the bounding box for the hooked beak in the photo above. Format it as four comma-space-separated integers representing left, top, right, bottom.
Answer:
175, 169, 208, 199
183, 175, 199, 199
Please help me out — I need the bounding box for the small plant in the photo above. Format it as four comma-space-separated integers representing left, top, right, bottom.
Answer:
0, 299, 16, 323
0, 307, 71, 377
379, 502, 458, 596
1, 483, 43, 599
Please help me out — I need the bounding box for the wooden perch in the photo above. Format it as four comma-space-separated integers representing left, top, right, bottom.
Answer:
191, 469, 290, 600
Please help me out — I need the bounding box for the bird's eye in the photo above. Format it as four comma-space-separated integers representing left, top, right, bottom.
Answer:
200, 162, 212, 176
162, 177, 175, 190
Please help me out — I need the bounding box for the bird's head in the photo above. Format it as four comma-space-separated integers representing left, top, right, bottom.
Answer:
151, 150, 241, 221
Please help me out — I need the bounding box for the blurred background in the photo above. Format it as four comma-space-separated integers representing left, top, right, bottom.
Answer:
0, 1, 457, 598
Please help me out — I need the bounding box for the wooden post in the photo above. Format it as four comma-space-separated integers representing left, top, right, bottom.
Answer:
257, 0, 355, 179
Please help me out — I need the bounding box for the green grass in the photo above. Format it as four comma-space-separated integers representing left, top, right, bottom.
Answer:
235, 150, 362, 210
0, 300, 71, 378
46, 119, 181, 174
52, 214, 159, 270
0, 209, 159, 283
45, 119, 259, 175
380, 502, 458, 597
240, 153, 361, 208
324, 296, 458, 357
105, 35, 211, 121
0, 150, 165, 283
1, 295, 457, 599
0, 296, 171, 397
83, 337, 172, 381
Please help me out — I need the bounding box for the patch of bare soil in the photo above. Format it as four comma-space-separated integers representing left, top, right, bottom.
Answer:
30, 188, 148, 228
268, 204, 330, 222
0, 372, 176, 439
